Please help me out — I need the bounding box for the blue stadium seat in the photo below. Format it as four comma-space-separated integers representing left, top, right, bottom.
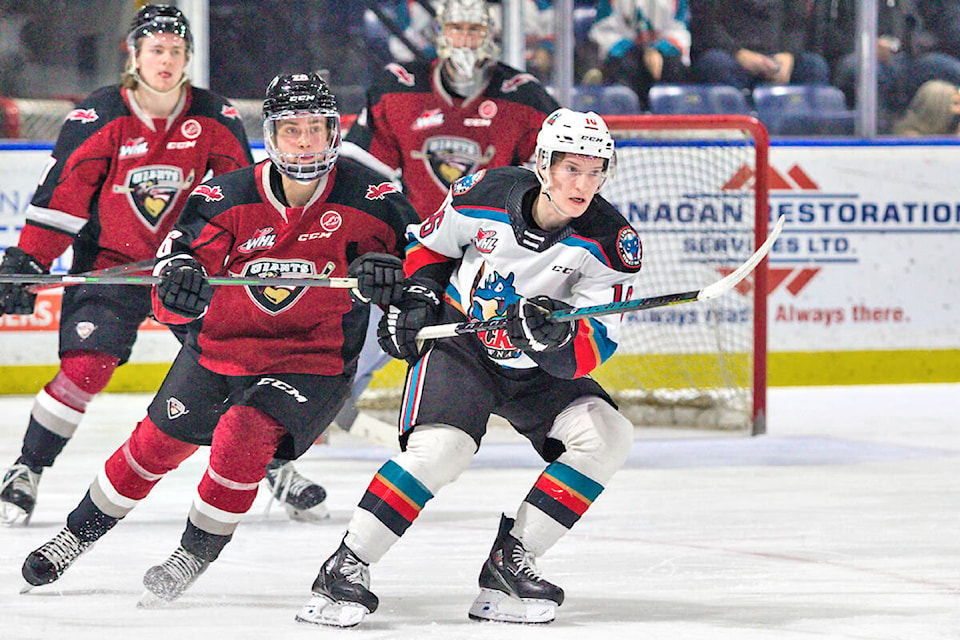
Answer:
752, 85, 854, 135
571, 85, 641, 115
648, 85, 750, 115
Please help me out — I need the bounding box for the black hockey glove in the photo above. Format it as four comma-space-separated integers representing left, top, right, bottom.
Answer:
377, 279, 441, 365
506, 295, 576, 354
156, 257, 213, 319
0, 247, 47, 315
348, 253, 405, 307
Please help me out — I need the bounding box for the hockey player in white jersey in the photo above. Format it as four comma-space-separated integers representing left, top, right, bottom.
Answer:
297, 108, 643, 627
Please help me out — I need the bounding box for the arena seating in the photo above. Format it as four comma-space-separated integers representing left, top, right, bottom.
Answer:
752, 85, 855, 136
571, 84, 641, 115
648, 84, 750, 115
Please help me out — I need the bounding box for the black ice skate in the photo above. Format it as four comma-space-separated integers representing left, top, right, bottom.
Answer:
468, 514, 564, 624
22, 526, 93, 588
1, 462, 41, 526
296, 540, 378, 627
139, 545, 210, 606
264, 459, 328, 522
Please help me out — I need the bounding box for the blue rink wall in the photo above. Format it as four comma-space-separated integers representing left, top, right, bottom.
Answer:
0, 138, 958, 393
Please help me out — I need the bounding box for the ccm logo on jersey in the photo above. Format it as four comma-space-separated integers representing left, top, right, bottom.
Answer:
256, 377, 308, 403
366, 182, 400, 200
192, 184, 224, 202
66, 108, 99, 123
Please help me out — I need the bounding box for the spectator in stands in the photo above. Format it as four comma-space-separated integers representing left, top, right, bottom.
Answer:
585, 0, 691, 110
809, 0, 960, 125
892, 79, 960, 134
689, 0, 830, 92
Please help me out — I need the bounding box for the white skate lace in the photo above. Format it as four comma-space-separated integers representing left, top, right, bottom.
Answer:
339, 553, 369, 586
38, 528, 89, 571
511, 545, 544, 581
158, 547, 205, 584
1, 463, 39, 499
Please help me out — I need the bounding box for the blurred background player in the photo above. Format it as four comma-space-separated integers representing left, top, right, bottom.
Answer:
0, 5, 315, 526
340, 0, 561, 433
19, 72, 416, 603
297, 108, 642, 627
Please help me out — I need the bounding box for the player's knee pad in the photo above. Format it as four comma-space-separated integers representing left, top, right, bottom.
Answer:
548, 396, 633, 484
209, 405, 286, 483
393, 424, 476, 494
59, 350, 119, 395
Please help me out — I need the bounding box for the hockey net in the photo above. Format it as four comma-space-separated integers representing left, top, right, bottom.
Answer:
596, 115, 770, 435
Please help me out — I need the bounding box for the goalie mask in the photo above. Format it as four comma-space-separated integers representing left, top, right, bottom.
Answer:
126, 4, 193, 56
436, 0, 499, 96
262, 73, 341, 182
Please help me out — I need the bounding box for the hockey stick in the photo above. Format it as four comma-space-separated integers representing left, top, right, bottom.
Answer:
0, 272, 358, 289
416, 215, 786, 341
25, 259, 155, 293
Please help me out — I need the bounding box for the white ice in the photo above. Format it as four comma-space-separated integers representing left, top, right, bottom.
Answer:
1, 384, 958, 640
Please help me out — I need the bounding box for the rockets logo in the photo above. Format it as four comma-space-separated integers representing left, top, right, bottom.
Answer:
192, 184, 224, 202
240, 259, 315, 315
117, 165, 189, 229
386, 62, 415, 87
500, 73, 538, 93
414, 137, 495, 192
616, 227, 642, 269
65, 108, 99, 124
365, 182, 400, 200
221, 105, 241, 119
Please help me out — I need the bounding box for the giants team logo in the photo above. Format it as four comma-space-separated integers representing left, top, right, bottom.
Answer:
237, 227, 277, 253
616, 227, 642, 268
118, 165, 189, 229
65, 108, 98, 123
414, 137, 495, 191
365, 182, 400, 200
240, 259, 315, 315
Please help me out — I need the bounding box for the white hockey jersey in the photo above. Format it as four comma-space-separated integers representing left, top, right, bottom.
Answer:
404, 166, 642, 379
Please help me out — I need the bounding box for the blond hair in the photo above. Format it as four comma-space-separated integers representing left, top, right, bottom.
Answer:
893, 80, 960, 136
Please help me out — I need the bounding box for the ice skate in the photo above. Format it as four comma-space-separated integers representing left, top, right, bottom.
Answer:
264, 459, 329, 522
139, 545, 209, 606
21, 526, 93, 589
296, 540, 378, 627
468, 514, 564, 624
1, 462, 41, 526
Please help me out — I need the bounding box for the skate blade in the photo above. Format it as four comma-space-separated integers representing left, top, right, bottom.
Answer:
137, 589, 177, 609
20, 582, 36, 594
0, 502, 31, 526
295, 595, 368, 627
468, 588, 556, 624
284, 502, 330, 523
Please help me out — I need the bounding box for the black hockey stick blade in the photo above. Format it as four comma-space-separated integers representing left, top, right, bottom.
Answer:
25, 259, 155, 293
416, 215, 785, 341
0, 272, 358, 289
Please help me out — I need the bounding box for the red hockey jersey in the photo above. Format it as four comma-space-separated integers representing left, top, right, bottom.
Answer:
345, 59, 559, 219
152, 159, 417, 376
20, 84, 252, 272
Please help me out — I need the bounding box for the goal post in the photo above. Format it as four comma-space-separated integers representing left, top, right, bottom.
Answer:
597, 115, 770, 436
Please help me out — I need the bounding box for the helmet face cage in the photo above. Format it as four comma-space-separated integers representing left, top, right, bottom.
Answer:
435, 0, 499, 93
262, 73, 341, 182
535, 108, 617, 188
126, 4, 193, 55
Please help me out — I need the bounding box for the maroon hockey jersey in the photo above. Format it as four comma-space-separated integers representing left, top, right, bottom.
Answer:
345, 59, 559, 219
19, 84, 252, 272
152, 159, 417, 377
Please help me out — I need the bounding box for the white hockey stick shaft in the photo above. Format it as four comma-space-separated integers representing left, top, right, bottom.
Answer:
416, 215, 785, 340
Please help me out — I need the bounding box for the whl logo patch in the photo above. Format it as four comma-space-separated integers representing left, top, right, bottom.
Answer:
238, 227, 276, 253
241, 259, 315, 315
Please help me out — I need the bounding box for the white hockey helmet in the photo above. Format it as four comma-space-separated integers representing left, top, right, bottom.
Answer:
435, 0, 499, 96
535, 108, 617, 186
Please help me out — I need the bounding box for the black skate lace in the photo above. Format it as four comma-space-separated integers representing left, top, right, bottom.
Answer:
2, 463, 39, 496
39, 528, 88, 571
159, 547, 205, 584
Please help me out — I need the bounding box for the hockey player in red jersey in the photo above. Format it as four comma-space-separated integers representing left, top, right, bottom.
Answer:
298, 108, 642, 627
340, 0, 561, 433
19, 72, 417, 603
